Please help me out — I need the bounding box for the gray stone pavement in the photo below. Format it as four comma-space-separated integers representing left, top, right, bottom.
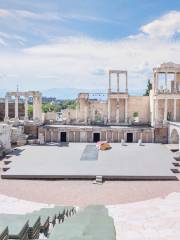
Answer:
2, 143, 176, 180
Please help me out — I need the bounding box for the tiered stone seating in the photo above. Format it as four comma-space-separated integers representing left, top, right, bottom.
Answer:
0, 206, 116, 240
0, 215, 29, 240
49, 206, 115, 240
0, 227, 8, 240
0, 206, 75, 240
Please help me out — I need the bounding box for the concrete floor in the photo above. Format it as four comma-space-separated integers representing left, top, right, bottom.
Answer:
2, 143, 176, 180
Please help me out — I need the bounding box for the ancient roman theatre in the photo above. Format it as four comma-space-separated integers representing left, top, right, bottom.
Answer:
1, 62, 180, 180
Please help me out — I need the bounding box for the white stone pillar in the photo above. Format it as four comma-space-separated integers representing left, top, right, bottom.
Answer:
50, 131, 53, 142
85, 105, 88, 124
123, 132, 126, 142
75, 105, 78, 123
67, 131, 69, 142
174, 72, 177, 93
165, 72, 167, 91
140, 132, 143, 141
105, 131, 108, 141
33, 94, 42, 122
15, 95, 19, 121
4, 96, 9, 121
153, 72, 156, 93
156, 72, 159, 94
173, 98, 177, 121
109, 71, 111, 92
108, 98, 111, 123
155, 99, 158, 124
24, 96, 29, 121
117, 73, 120, 92
152, 129, 155, 143
125, 98, 128, 123
125, 72, 128, 93
164, 98, 167, 121
33, 96, 36, 121
116, 99, 120, 124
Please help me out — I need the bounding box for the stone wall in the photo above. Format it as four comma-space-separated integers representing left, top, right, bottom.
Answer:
0, 124, 11, 150
39, 126, 153, 143
154, 127, 168, 144
128, 96, 150, 124
24, 125, 38, 139
62, 95, 151, 125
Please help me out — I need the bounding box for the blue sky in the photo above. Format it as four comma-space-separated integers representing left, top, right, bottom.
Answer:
0, 0, 180, 95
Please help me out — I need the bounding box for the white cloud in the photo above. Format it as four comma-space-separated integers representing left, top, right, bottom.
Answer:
140, 11, 180, 39
0, 11, 180, 92
0, 8, 60, 21
0, 8, 117, 23
0, 9, 11, 17
0, 37, 7, 46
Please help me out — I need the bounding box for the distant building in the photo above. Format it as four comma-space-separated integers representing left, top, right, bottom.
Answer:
42, 97, 56, 104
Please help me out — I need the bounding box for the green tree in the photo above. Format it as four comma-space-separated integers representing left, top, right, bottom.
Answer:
28, 104, 33, 118
41, 100, 77, 113
144, 80, 152, 96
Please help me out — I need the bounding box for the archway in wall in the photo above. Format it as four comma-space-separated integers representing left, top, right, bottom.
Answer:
171, 128, 179, 144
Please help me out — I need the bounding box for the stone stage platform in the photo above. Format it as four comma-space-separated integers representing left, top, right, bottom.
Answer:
1, 143, 177, 180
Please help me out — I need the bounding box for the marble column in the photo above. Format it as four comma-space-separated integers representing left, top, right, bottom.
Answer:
33, 96, 36, 120
174, 72, 177, 93
164, 98, 167, 121
152, 129, 155, 143
165, 72, 167, 91
15, 95, 19, 121
85, 105, 88, 124
173, 98, 177, 121
155, 99, 158, 124
108, 72, 111, 92
156, 72, 158, 94
125, 98, 128, 123
117, 73, 120, 92
33, 94, 42, 122
125, 72, 128, 93
153, 72, 156, 93
107, 99, 111, 123
123, 132, 126, 142
116, 99, 120, 124
4, 96, 9, 121
140, 132, 143, 141
24, 96, 28, 121
75, 105, 78, 123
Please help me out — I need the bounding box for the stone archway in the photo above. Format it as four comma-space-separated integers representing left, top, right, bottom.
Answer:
171, 128, 179, 144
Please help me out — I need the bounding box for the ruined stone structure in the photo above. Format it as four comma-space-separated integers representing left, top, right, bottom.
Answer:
3, 62, 180, 147
39, 68, 152, 144
4, 91, 42, 123
0, 124, 11, 151
151, 62, 180, 127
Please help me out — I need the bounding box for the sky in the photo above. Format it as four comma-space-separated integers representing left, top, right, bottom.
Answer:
0, 0, 180, 95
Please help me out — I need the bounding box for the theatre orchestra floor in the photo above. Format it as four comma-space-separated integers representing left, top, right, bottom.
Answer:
2, 143, 176, 180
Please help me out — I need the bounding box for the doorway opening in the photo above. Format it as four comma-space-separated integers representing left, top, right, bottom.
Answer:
127, 133, 133, 143
93, 133, 100, 142
61, 132, 67, 142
